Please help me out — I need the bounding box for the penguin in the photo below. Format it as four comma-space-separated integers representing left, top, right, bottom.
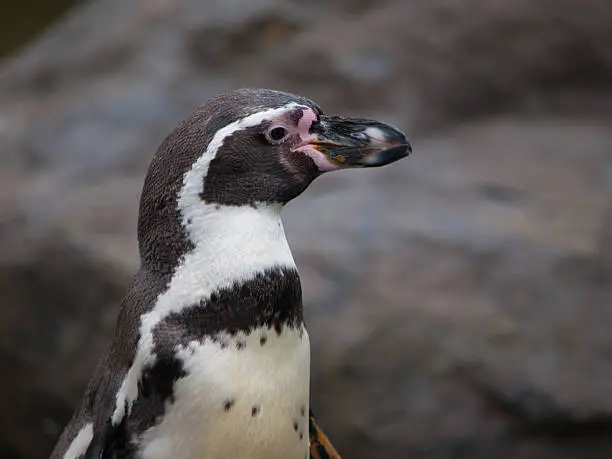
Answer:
50, 88, 411, 459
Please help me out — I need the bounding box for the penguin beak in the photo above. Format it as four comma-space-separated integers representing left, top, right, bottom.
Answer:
307, 115, 412, 168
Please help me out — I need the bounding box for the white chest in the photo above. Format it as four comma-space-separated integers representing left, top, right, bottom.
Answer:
137, 326, 311, 459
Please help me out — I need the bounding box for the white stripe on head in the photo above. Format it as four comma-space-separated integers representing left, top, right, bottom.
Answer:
63, 423, 93, 459
111, 103, 306, 425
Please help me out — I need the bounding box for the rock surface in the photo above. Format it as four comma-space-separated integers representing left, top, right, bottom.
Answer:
1, 1, 611, 458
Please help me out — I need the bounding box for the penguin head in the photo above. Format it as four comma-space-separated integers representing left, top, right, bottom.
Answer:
151, 88, 410, 205
138, 89, 411, 270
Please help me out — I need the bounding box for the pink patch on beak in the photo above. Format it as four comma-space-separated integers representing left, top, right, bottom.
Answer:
297, 144, 341, 172
297, 108, 317, 134
292, 109, 340, 172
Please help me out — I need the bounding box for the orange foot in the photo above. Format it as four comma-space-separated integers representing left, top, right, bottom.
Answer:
309, 411, 342, 459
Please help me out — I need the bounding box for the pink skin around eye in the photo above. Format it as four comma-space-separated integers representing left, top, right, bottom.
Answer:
291, 108, 340, 172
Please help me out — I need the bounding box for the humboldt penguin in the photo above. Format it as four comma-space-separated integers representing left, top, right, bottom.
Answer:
50, 88, 411, 459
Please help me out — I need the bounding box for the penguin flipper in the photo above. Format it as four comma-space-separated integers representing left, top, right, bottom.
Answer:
309, 410, 342, 459
83, 418, 132, 459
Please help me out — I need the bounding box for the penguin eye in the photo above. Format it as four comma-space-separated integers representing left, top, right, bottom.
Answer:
265, 125, 289, 144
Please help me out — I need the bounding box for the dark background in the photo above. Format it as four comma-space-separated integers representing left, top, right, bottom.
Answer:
1, 1, 612, 458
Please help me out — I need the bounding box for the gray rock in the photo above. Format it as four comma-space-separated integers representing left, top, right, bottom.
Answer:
601, 204, 612, 280
0, 230, 126, 459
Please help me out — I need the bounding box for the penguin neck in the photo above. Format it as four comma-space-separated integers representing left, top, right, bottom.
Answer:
165, 202, 297, 304
188, 202, 296, 274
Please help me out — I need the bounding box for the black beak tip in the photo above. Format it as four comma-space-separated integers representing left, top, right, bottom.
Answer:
364, 142, 412, 167
385, 128, 409, 145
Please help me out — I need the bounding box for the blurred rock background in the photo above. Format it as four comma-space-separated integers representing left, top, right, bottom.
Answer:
1, 0, 611, 458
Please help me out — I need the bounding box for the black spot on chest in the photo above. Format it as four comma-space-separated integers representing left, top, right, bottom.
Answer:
223, 398, 236, 411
